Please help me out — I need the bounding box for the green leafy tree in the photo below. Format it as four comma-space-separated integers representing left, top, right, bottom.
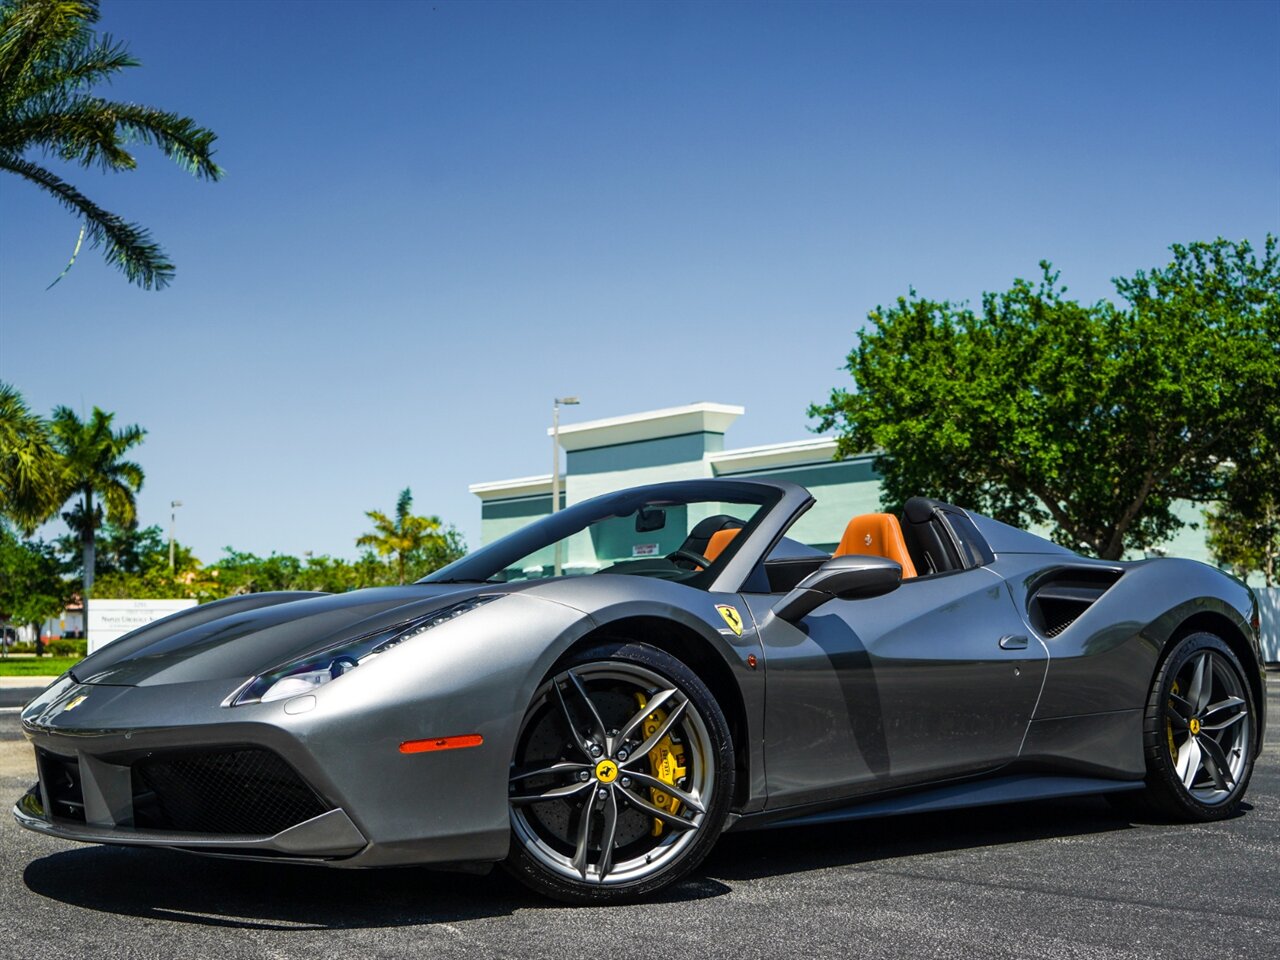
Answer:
49, 404, 145, 601
297, 552, 389, 593
0, 381, 64, 532
811, 237, 1280, 560
202, 548, 392, 596
404, 526, 466, 581
1206, 455, 1280, 587
205, 549, 305, 595
89, 522, 202, 599
93, 520, 166, 575
91, 565, 177, 600
0, 524, 73, 656
0, 0, 221, 288
357, 488, 463, 584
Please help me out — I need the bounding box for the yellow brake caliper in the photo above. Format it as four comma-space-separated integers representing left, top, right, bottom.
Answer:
633, 693, 686, 837
1167, 679, 1180, 763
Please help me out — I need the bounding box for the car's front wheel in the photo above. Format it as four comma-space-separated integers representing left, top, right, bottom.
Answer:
1130, 631, 1258, 821
504, 641, 734, 903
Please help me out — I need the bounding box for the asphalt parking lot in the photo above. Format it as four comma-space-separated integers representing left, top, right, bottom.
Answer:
0, 679, 1276, 960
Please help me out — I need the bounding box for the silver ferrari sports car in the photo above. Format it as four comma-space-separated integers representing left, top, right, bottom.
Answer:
16, 479, 1267, 902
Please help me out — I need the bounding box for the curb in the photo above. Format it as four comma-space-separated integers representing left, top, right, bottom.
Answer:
0, 677, 58, 689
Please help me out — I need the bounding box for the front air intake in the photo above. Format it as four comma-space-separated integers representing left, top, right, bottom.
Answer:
131, 747, 328, 836
36, 749, 86, 823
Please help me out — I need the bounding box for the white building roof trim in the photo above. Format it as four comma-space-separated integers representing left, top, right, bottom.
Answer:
549, 402, 745, 452
468, 474, 553, 500
708, 436, 842, 474
470, 404, 871, 498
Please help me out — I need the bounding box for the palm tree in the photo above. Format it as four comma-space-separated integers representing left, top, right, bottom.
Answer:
49, 405, 144, 600
0, 0, 221, 289
0, 380, 64, 533
357, 489, 445, 585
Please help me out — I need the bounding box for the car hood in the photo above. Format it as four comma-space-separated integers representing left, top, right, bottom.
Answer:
72, 583, 510, 688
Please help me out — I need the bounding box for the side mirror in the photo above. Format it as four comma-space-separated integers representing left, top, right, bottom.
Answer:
772, 555, 902, 624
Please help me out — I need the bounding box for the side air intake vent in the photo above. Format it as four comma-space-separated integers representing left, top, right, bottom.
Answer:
1028, 569, 1122, 637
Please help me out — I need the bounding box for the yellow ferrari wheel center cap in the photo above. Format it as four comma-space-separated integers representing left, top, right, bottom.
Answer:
1189, 718, 1201, 735
595, 759, 618, 784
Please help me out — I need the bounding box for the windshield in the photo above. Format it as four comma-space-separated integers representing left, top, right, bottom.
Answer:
422, 481, 782, 589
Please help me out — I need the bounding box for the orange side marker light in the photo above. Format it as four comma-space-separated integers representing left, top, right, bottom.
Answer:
400, 734, 484, 754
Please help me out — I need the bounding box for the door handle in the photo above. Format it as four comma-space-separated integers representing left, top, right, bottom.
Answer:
999, 634, 1029, 650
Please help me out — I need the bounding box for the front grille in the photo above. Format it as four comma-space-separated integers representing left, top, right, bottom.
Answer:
131, 747, 329, 836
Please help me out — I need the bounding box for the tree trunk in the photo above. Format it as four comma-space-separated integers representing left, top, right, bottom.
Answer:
81, 489, 96, 597
1098, 540, 1125, 561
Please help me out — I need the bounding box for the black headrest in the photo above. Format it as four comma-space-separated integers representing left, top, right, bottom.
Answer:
903, 496, 955, 525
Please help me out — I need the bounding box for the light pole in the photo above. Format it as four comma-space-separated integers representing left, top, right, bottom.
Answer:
551, 396, 580, 576
169, 500, 183, 573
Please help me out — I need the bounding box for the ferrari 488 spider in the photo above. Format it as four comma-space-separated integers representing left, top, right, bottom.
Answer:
16, 479, 1266, 902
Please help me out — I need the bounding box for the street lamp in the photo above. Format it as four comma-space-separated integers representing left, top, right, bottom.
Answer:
551, 397, 580, 576
169, 500, 183, 572
551, 396, 580, 514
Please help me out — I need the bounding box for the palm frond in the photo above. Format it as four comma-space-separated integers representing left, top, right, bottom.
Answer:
356, 511, 396, 556
107, 421, 145, 452
0, 0, 219, 288
0, 98, 136, 170
2, 31, 134, 107
0, 152, 174, 288
107, 101, 221, 180
0, 0, 96, 93
0, 380, 65, 533
102, 478, 137, 527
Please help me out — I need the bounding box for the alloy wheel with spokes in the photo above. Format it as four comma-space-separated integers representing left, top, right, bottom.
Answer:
504, 642, 733, 902
1138, 632, 1258, 821
1164, 649, 1250, 804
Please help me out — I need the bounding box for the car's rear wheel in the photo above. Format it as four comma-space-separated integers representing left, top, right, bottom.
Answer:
1126, 631, 1257, 821
503, 641, 734, 903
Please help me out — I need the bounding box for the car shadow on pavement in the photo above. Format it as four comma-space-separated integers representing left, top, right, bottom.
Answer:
702, 795, 1150, 882
22, 845, 729, 929
23, 795, 1234, 927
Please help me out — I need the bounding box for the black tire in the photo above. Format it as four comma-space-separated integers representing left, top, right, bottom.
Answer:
503, 641, 734, 904
1128, 631, 1258, 821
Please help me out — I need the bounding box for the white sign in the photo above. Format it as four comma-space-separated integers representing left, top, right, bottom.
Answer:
632, 543, 661, 557
87, 598, 198, 653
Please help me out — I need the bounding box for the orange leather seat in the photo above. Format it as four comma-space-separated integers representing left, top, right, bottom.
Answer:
703, 527, 741, 563
834, 513, 918, 579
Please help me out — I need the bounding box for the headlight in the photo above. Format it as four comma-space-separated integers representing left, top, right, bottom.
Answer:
231, 596, 497, 706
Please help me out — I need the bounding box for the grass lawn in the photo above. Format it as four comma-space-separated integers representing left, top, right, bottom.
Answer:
0, 657, 79, 677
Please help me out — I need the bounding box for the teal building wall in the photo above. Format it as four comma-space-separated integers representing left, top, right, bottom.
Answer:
470, 402, 1239, 575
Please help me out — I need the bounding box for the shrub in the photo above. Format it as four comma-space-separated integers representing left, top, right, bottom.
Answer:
45, 639, 87, 658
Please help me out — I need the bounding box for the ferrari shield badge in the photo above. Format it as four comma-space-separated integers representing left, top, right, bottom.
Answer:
715, 604, 744, 636
63, 694, 88, 712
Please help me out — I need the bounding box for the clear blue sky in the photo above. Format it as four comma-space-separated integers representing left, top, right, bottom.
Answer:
1, 0, 1277, 562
